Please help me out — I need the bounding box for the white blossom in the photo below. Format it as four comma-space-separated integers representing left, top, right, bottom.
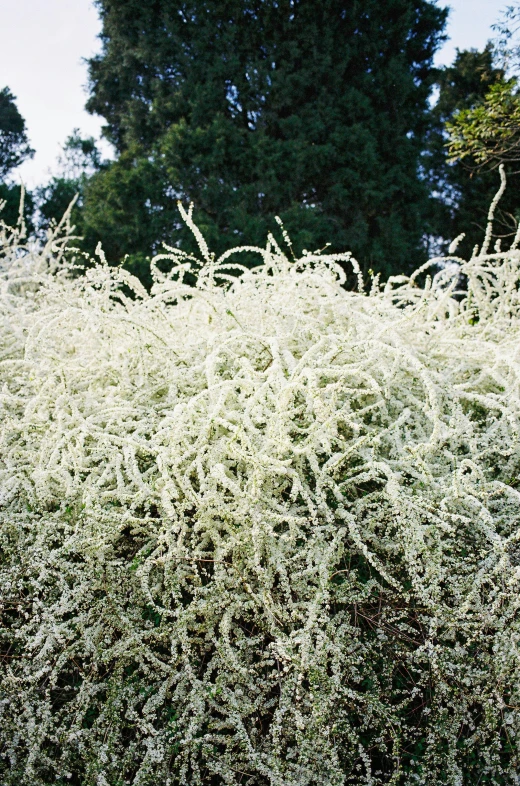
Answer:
0, 176, 519, 784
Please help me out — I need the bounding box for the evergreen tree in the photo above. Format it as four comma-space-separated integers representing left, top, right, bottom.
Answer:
0, 87, 34, 231
0, 182, 34, 233
84, 0, 447, 278
0, 87, 33, 179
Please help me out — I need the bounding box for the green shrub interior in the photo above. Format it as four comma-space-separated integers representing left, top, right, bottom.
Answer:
1, 180, 520, 785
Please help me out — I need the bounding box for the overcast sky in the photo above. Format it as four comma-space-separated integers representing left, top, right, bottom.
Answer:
0, 0, 510, 188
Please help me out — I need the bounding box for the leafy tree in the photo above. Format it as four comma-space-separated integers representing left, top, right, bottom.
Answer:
493, 2, 520, 75
36, 131, 156, 283
36, 129, 101, 238
0, 87, 34, 179
443, 6, 520, 175
446, 78, 520, 170
84, 0, 447, 279
426, 46, 520, 258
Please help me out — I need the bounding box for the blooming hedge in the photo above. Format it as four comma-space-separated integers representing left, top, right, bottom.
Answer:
1, 174, 520, 785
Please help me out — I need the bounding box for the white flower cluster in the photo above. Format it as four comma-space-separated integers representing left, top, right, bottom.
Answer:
1, 174, 520, 785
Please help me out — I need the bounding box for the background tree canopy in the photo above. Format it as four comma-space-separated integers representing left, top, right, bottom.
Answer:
444, 1, 520, 175
425, 46, 520, 260
36, 129, 101, 240
3, 2, 518, 286
0, 87, 34, 230
81, 0, 448, 279
0, 87, 33, 179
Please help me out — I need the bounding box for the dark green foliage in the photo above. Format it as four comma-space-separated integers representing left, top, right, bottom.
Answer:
36, 130, 102, 237
34, 131, 108, 276
0, 87, 34, 179
0, 182, 34, 233
0, 88, 34, 232
84, 0, 447, 278
37, 178, 83, 233
426, 46, 520, 257
81, 151, 175, 286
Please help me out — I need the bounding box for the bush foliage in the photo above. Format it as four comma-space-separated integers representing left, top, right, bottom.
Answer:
0, 175, 520, 785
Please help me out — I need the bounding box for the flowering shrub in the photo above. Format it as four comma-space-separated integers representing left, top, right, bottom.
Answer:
1, 173, 520, 786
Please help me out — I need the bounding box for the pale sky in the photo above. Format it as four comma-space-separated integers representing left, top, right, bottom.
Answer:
0, 0, 510, 188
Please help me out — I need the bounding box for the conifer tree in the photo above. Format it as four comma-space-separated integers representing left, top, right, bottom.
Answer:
0, 87, 34, 230
84, 0, 447, 278
0, 87, 33, 179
